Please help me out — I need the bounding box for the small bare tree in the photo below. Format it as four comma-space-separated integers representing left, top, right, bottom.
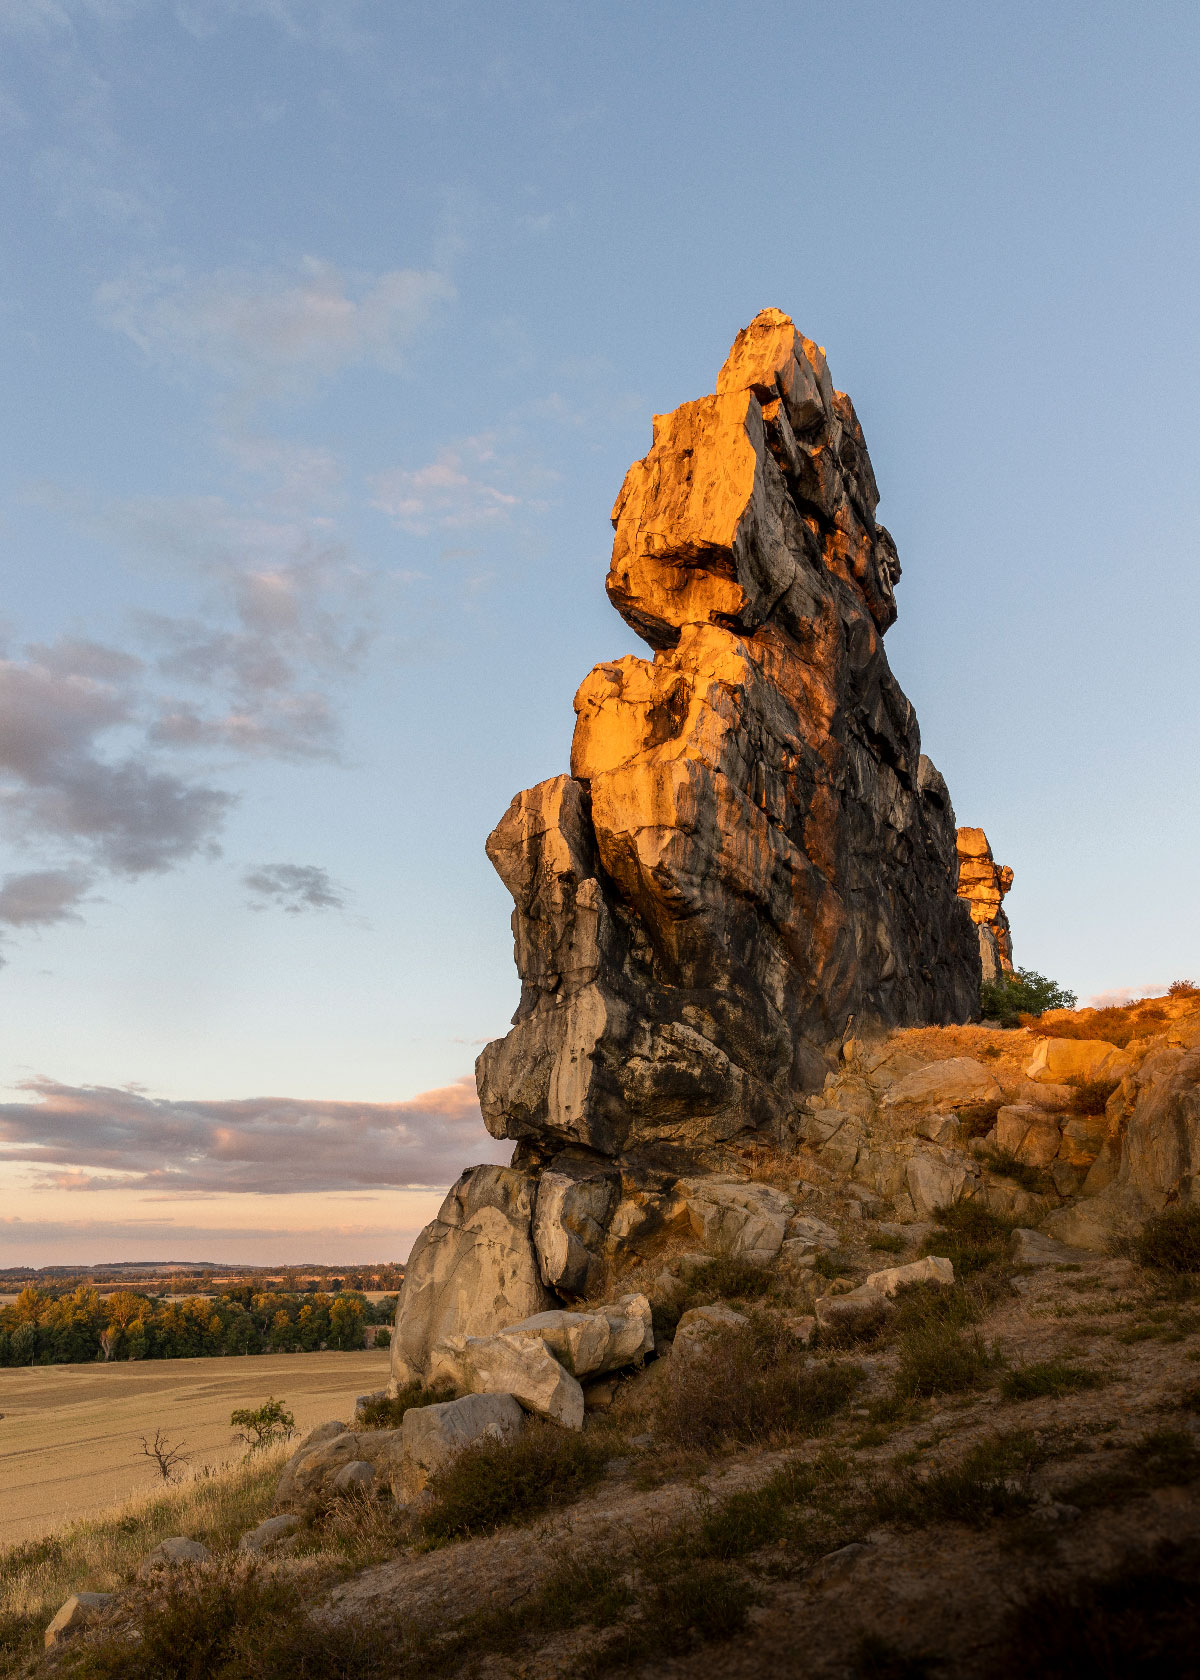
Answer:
140, 1429, 187, 1482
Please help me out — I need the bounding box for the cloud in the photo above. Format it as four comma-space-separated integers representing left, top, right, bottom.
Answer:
244, 862, 345, 914
0, 867, 93, 927
0, 1074, 509, 1194
370, 435, 529, 535
97, 258, 453, 389
0, 638, 233, 877
1083, 984, 1170, 1009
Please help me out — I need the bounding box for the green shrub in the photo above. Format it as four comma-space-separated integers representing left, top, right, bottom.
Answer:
419, 1420, 609, 1542
1133, 1207, 1200, 1274
868, 1230, 906, 1254
1000, 1360, 1104, 1402
654, 1319, 863, 1448
683, 1255, 774, 1302
980, 968, 1077, 1027
643, 1559, 756, 1648
357, 1381, 454, 1430
919, 1200, 1013, 1277
229, 1397, 295, 1454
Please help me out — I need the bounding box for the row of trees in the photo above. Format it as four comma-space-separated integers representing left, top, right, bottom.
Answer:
0, 1284, 396, 1366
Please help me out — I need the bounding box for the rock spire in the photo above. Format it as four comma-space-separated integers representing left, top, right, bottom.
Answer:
955, 827, 1014, 984
475, 308, 981, 1161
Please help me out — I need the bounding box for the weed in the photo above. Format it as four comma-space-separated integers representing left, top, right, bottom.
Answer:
654, 1319, 864, 1448
813, 1250, 850, 1279
419, 1418, 609, 1541
1000, 1360, 1105, 1402
920, 1200, 1013, 1277
957, 1099, 1004, 1138
872, 1434, 1036, 1528
894, 1311, 997, 1400
1133, 1207, 1200, 1274
1067, 1075, 1120, 1116
1065, 1427, 1200, 1509
644, 1560, 757, 1647
357, 1381, 454, 1430
868, 1230, 906, 1254
684, 1255, 774, 1302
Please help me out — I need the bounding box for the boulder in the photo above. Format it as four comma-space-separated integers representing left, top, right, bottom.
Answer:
240, 1513, 300, 1553
995, 1105, 1061, 1168
905, 1146, 974, 1217
474, 308, 981, 1163
672, 1303, 749, 1357
332, 1460, 377, 1493
864, 1255, 954, 1295
532, 1162, 618, 1294
676, 1178, 796, 1263
430, 1330, 585, 1429
400, 1392, 525, 1497
1117, 1042, 1200, 1207
139, 1535, 211, 1573
881, 1059, 1002, 1114
44, 1594, 115, 1650
1025, 1039, 1133, 1085
389, 1164, 552, 1388
275, 1426, 406, 1506
786, 1213, 839, 1251
815, 1284, 887, 1332
501, 1293, 653, 1377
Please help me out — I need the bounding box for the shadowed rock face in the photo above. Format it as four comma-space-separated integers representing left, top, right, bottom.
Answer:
956, 826, 1014, 984
476, 309, 980, 1160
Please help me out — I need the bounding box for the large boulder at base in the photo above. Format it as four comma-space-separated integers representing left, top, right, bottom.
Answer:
1025, 1038, 1134, 1085
400, 1392, 525, 1498
474, 308, 981, 1162
880, 1058, 1002, 1113
996, 1105, 1062, 1167
275, 1424, 406, 1506
139, 1536, 211, 1574
429, 1330, 586, 1429
532, 1159, 619, 1294
389, 1165, 552, 1388
675, 1178, 797, 1263
45, 1595, 115, 1651
501, 1293, 653, 1376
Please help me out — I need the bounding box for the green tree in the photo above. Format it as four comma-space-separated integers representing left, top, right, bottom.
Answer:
981, 968, 1077, 1028
230, 1396, 296, 1452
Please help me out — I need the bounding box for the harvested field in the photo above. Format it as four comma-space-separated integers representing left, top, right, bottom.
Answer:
0, 1348, 389, 1544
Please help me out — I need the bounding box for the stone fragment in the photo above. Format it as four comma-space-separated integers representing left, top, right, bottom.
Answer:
955, 827, 1014, 983
44, 1594, 115, 1650
389, 1165, 552, 1389
1025, 1039, 1134, 1085
399, 1392, 524, 1498
864, 1255, 954, 1295
239, 1513, 300, 1553
1011, 1228, 1085, 1267
785, 1213, 839, 1250
881, 1058, 1002, 1113
783, 1314, 817, 1346
676, 1177, 795, 1263
1058, 1114, 1108, 1167
501, 1293, 653, 1376
905, 1147, 973, 1217
995, 1105, 1061, 1168
431, 1330, 585, 1429
139, 1536, 211, 1573
531, 1163, 618, 1294
915, 1112, 963, 1146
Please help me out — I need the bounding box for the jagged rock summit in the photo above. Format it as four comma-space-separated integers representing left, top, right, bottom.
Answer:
476, 308, 980, 1160
956, 826, 1014, 983
390, 311, 989, 1392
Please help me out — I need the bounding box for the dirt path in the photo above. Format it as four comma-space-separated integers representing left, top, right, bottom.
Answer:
0, 1349, 389, 1544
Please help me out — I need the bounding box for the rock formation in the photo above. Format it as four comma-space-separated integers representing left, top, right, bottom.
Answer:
390, 309, 988, 1393
955, 827, 1013, 984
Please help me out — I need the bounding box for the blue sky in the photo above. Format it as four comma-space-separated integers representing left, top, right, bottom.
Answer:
1, 0, 1197, 1264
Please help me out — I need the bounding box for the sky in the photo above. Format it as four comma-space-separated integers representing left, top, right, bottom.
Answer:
1, 0, 1197, 1267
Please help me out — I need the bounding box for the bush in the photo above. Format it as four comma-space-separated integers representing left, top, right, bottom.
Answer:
981, 968, 1077, 1027
868, 1230, 906, 1254
919, 1200, 1013, 1277
894, 1321, 996, 1400
683, 1256, 774, 1302
872, 1433, 1036, 1528
1168, 979, 1200, 998
1000, 1359, 1104, 1402
977, 1147, 1053, 1194
1133, 1207, 1200, 1274
229, 1397, 295, 1453
1068, 1075, 1120, 1116
357, 1381, 454, 1430
654, 1319, 863, 1449
419, 1419, 609, 1541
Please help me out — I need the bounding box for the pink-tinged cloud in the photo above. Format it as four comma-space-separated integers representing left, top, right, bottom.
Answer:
0, 1074, 509, 1195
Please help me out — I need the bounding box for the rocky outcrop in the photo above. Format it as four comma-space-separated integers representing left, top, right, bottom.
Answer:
955, 827, 1013, 984
476, 309, 979, 1165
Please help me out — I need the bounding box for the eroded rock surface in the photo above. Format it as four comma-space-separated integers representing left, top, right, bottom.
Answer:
955, 827, 1014, 983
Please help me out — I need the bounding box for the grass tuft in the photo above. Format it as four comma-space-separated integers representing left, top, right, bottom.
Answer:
357, 1381, 454, 1430
1000, 1360, 1105, 1402
920, 1201, 1013, 1277
1133, 1207, 1200, 1275
871, 1433, 1036, 1528
418, 1419, 609, 1542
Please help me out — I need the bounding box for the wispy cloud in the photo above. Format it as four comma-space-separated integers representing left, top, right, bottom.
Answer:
0, 1074, 508, 1193
97, 258, 453, 391
370, 434, 530, 535
243, 862, 345, 914
0, 867, 93, 928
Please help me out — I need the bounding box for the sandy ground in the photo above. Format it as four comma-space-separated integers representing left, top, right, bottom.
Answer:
0, 1349, 389, 1545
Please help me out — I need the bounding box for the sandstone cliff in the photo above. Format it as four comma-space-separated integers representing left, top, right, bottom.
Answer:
955, 826, 1014, 984
476, 309, 981, 1164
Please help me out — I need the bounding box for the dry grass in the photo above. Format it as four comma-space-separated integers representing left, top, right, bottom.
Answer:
0, 1447, 289, 1671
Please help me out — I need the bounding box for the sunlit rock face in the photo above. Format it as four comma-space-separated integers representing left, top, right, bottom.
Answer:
475, 310, 980, 1159
956, 827, 1014, 985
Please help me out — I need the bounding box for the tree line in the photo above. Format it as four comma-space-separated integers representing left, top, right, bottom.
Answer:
0, 1284, 396, 1366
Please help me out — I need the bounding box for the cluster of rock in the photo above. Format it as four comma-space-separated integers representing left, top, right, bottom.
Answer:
955, 827, 1014, 983
389, 310, 1002, 1389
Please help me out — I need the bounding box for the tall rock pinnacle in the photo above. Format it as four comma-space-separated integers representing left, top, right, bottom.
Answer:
475, 310, 981, 1160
